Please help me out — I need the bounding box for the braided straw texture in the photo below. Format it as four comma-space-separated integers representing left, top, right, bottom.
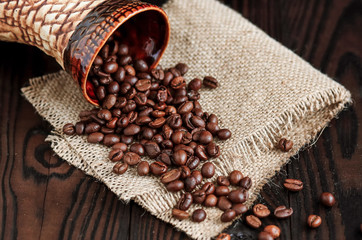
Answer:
21, 0, 352, 239
0, 0, 104, 67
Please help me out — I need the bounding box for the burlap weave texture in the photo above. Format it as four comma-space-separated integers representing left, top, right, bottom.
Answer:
22, 0, 352, 239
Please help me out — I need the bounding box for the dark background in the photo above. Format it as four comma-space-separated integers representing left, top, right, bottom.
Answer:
0, 0, 361, 239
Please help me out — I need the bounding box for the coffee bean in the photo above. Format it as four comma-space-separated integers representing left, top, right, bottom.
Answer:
157, 152, 172, 165
206, 122, 220, 135
134, 59, 148, 72
184, 176, 197, 192
129, 143, 145, 156
277, 138, 293, 152
144, 141, 161, 158
123, 152, 140, 166
160, 169, 181, 184
205, 142, 220, 158
320, 192, 336, 207
221, 209, 236, 222
90, 114, 105, 125
165, 106, 177, 115
307, 214, 322, 228
215, 186, 230, 196
135, 79, 151, 92
192, 209, 206, 222
228, 189, 248, 204
201, 182, 215, 195
204, 194, 218, 207
217, 129, 231, 140
232, 203, 248, 215
191, 170, 203, 185
217, 196, 232, 211
201, 162, 215, 178
151, 68, 165, 80
253, 204, 270, 218
175, 63, 188, 75
203, 76, 219, 88
257, 232, 273, 240
274, 205, 293, 219
216, 233, 231, 240
113, 162, 128, 175
172, 208, 189, 220
113, 67, 125, 82
245, 215, 262, 229
217, 176, 230, 186
149, 117, 166, 128
118, 55, 132, 65
179, 166, 191, 179
195, 145, 208, 161
150, 161, 168, 175
87, 132, 104, 143
137, 161, 149, 176
186, 156, 200, 170
103, 61, 118, 74
106, 117, 118, 129
108, 149, 124, 162
173, 150, 188, 166
118, 44, 129, 56
63, 123, 75, 135
264, 225, 281, 239
178, 101, 194, 114
283, 178, 303, 191
75, 122, 85, 135
188, 78, 202, 91
103, 134, 120, 146
120, 135, 133, 144
93, 55, 103, 65
240, 177, 252, 190
199, 130, 213, 144
102, 94, 117, 109
229, 170, 243, 185
166, 180, 184, 192
170, 76, 186, 89
192, 190, 206, 204
107, 81, 120, 94
177, 193, 193, 210
112, 142, 127, 152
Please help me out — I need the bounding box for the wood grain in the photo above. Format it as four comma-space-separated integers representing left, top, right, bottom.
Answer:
0, 0, 361, 239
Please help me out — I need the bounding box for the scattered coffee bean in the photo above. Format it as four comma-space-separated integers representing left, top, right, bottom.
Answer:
277, 138, 293, 152
63, 123, 75, 135
228, 189, 248, 203
283, 178, 303, 191
245, 215, 262, 228
232, 203, 248, 215
112, 142, 128, 151
149, 161, 168, 175
192, 190, 206, 204
307, 214, 322, 228
137, 161, 149, 176
217, 129, 231, 140
87, 132, 104, 143
192, 209, 206, 222
258, 231, 273, 240
177, 193, 193, 211
108, 149, 124, 162
217, 196, 232, 211
129, 143, 145, 156
221, 209, 236, 222
113, 162, 128, 174
215, 233, 231, 240
203, 76, 219, 89
201, 182, 216, 195
217, 176, 230, 186
160, 169, 181, 184
166, 180, 184, 192
253, 204, 270, 218
229, 170, 243, 185
274, 205, 293, 219
320, 192, 336, 207
215, 186, 230, 196
191, 170, 203, 185
172, 208, 189, 220
204, 194, 218, 207
201, 162, 215, 178
239, 176, 252, 190
264, 225, 281, 239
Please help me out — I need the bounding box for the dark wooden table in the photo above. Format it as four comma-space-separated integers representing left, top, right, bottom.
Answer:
1, 0, 361, 239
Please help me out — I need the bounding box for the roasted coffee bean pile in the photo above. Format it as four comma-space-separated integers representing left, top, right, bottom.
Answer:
215, 181, 337, 239
62, 40, 241, 222
172, 170, 252, 223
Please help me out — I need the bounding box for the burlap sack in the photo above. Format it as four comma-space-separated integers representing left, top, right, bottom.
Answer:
21, 0, 352, 239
